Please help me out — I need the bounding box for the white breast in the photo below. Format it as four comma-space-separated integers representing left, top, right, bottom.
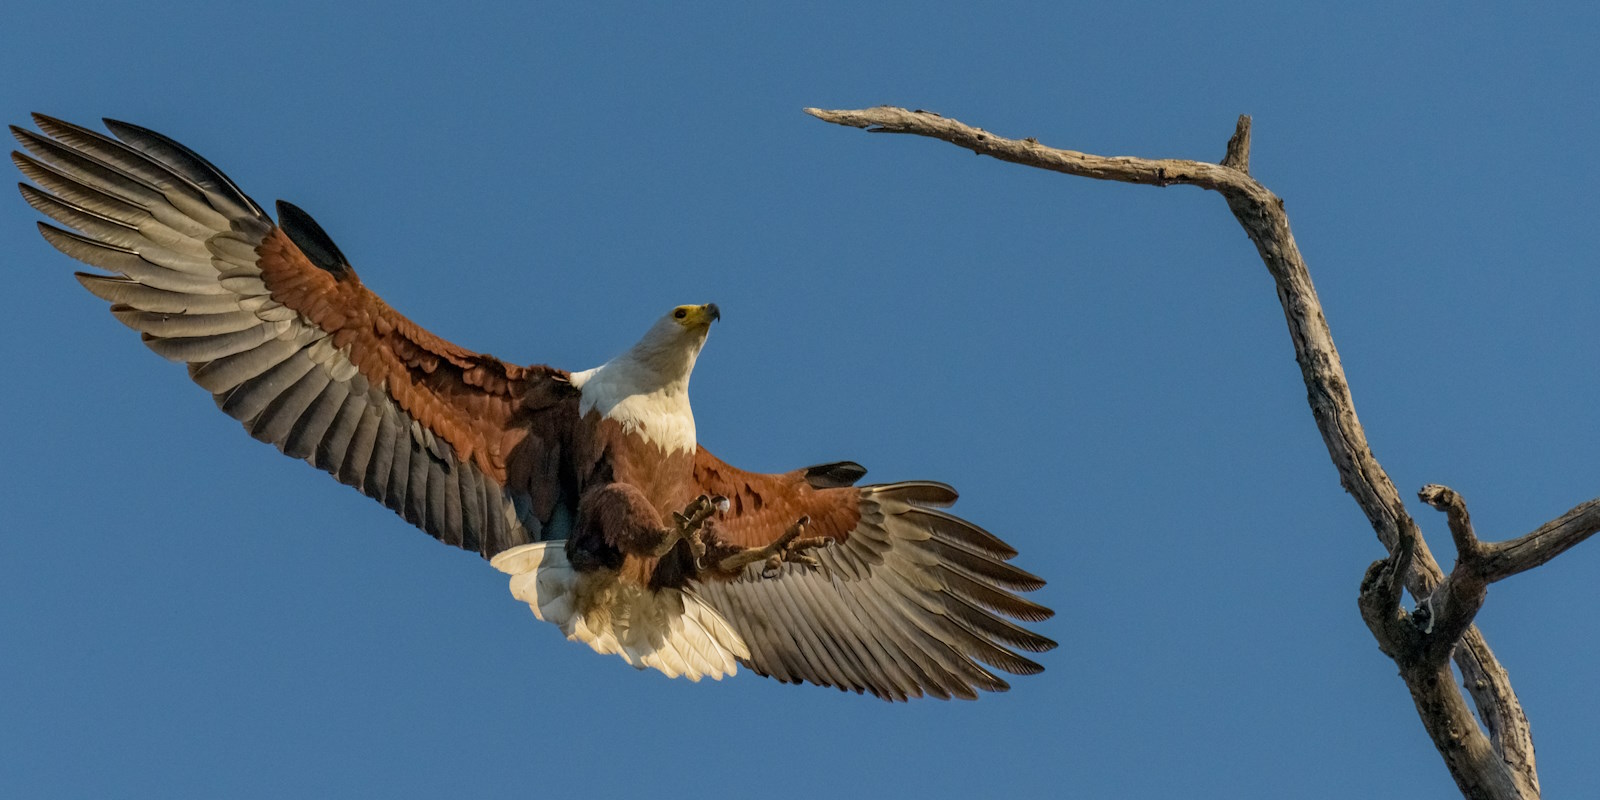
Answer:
570, 364, 697, 454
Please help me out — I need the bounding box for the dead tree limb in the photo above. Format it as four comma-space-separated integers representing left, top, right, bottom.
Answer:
805, 105, 1600, 799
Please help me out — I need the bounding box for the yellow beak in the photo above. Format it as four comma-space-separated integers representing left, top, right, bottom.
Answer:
683, 303, 721, 326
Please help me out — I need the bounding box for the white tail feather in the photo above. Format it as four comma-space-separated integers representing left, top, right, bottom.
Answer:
490, 542, 749, 681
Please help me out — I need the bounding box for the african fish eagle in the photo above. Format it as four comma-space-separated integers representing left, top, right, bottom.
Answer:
11, 114, 1055, 700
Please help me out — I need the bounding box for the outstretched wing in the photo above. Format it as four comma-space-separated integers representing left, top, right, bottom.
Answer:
12, 114, 578, 556
690, 449, 1056, 701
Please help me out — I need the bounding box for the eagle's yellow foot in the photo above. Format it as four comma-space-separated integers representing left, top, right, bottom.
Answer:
715, 516, 831, 579
654, 494, 727, 558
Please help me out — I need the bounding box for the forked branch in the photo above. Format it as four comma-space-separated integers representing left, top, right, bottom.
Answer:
1409, 486, 1600, 659
805, 105, 1600, 799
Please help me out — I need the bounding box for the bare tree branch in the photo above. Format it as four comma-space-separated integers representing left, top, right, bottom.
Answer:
1358, 521, 1419, 662
1421, 485, 1482, 562
805, 107, 1419, 564
1409, 486, 1600, 667
1354, 524, 1517, 798
1479, 497, 1600, 582
801, 105, 1594, 799
1221, 114, 1252, 173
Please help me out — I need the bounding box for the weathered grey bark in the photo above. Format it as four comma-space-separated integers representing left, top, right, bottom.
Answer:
805, 105, 1600, 799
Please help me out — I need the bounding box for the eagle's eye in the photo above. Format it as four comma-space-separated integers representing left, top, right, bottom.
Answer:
674, 308, 688, 319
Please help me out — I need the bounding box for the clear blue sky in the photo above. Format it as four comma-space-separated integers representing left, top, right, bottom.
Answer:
3, 3, 1598, 798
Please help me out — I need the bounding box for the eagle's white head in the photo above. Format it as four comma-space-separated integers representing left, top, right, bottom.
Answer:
569, 303, 720, 453
617, 302, 720, 383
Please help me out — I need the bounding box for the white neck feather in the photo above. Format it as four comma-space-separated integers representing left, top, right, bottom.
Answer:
569, 314, 707, 455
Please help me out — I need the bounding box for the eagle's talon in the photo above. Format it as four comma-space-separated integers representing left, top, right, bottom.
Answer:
723, 515, 829, 579
655, 494, 719, 557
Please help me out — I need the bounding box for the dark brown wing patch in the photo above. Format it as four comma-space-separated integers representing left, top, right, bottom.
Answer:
252, 226, 556, 481
693, 449, 861, 547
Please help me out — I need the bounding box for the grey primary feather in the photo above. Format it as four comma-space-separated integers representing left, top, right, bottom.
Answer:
76, 274, 241, 315
459, 467, 487, 552
767, 575, 864, 690
404, 437, 430, 527
14, 127, 157, 197
100, 117, 264, 218
440, 465, 467, 550
14, 152, 148, 225
251, 366, 334, 453
843, 577, 979, 697
424, 457, 452, 546
142, 323, 284, 363
372, 407, 406, 504
111, 307, 262, 338
287, 377, 350, 463
340, 397, 384, 490
220, 349, 318, 424
904, 505, 1018, 559
20, 183, 143, 247
39, 224, 225, 294
311, 384, 365, 473
920, 538, 1043, 591
942, 593, 1054, 654
873, 481, 959, 507
789, 573, 910, 699
190, 338, 304, 394
35, 115, 224, 221
12, 128, 222, 236
142, 321, 286, 366
941, 569, 1053, 622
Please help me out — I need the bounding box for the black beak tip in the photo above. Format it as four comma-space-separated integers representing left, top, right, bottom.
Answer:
707, 303, 721, 322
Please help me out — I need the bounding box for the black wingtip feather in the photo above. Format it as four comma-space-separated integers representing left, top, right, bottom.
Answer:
803, 460, 868, 489
275, 199, 354, 280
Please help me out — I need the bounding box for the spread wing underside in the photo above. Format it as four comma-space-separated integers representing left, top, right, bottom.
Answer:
13, 114, 578, 556
692, 450, 1057, 701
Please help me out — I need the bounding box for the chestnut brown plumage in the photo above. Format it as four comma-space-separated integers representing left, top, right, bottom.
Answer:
12, 114, 1056, 700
